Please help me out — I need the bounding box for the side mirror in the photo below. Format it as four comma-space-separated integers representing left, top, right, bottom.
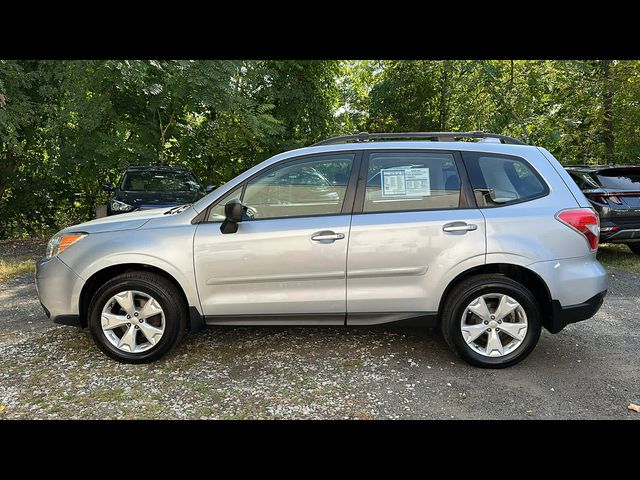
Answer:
204, 184, 216, 193
101, 183, 115, 192
220, 199, 244, 234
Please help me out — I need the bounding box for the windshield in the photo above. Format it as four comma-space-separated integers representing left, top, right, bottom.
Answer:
596, 169, 640, 190
121, 171, 201, 192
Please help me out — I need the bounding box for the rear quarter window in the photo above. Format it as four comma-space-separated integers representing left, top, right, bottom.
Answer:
463, 152, 549, 207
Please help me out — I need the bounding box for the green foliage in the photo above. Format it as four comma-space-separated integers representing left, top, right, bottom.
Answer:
344, 60, 640, 165
2, 60, 640, 239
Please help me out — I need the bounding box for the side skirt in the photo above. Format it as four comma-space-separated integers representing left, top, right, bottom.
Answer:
347, 312, 438, 327
203, 312, 438, 327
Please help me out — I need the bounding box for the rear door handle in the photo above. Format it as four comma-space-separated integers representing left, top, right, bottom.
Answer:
443, 222, 478, 233
311, 231, 345, 242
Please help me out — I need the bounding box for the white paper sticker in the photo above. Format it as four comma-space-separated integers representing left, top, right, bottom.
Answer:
381, 167, 430, 197
381, 169, 406, 196
404, 168, 430, 196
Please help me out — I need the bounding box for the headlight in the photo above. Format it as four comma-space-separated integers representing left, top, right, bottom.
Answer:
111, 199, 134, 212
46, 232, 87, 259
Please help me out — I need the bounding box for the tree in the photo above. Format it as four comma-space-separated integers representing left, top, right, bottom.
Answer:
3, 60, 640, 239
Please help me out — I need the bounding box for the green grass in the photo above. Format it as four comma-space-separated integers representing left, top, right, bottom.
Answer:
597, 243, 640, 274
0, 258, 34, 283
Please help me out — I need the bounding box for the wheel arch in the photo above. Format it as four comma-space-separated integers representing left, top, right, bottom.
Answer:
437, 263, 553, 331
79, 263, 203, 331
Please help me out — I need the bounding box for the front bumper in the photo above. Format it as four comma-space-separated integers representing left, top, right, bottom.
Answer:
548, 290, 607, 333
35, 256, 84, 327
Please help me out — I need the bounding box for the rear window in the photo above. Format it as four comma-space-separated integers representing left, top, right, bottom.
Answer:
595, 169, 640, 190
463, 152, 548, 207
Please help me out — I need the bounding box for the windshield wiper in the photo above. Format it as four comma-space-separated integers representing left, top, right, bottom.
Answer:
164, 203, 192, 215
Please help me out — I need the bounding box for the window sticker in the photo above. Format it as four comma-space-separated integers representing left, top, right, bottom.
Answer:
404, 168, 430, 196
381, 168, 430, 197
381, 169, 407, 196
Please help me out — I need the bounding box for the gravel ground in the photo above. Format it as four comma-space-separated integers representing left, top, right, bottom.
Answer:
1, 240, 639, 419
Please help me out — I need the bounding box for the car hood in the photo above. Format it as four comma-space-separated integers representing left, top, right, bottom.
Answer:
115, 190, 202, 206
62, 208, 171, 234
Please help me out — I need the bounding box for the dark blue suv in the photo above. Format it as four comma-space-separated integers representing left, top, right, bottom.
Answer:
102, 166, 215, 216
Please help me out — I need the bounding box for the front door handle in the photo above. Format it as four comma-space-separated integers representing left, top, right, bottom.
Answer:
443, 222, 478, 233
311, 231, 345, 242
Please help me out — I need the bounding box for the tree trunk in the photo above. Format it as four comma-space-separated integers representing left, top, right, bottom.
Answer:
438, 64, 449, 130
602, 60, 615, 164
0, 148, 21, 202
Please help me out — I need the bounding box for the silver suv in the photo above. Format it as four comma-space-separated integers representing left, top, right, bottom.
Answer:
35, 132, 608, 368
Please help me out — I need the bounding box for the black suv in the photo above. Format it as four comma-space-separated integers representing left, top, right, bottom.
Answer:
565, 165, 640, 254
102, 166, 214, 216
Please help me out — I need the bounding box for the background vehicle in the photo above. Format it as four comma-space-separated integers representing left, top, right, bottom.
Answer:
102, 166, 215, 215
565, 165, 640, 254
36, 132, 607, 368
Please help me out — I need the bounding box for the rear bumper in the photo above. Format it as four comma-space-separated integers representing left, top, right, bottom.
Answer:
600, 218, 640, 244
548, 290, 607, 333
600, 228, 640, 244
527, 256, 608, 307
527, 255, 607, 334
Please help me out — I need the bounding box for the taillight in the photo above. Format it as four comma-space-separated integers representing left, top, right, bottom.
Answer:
556, 208, 600, 251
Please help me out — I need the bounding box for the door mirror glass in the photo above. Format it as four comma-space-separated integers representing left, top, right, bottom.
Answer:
204, 184, 216, 193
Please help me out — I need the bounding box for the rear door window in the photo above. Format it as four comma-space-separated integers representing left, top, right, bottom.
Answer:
463, 152, 548, 207
362, 152, 461, 213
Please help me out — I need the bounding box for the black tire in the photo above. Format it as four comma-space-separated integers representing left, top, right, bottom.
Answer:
88, 271, 188, 363
441, 274, 542, 368
628, 244, 640, 255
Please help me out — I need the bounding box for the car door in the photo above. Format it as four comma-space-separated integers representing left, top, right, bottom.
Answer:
346, 150, 486, 323
193, 152, 361, 324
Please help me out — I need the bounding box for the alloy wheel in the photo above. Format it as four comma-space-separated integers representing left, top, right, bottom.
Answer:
101, 290, 165, 353
460, 293, 528, 357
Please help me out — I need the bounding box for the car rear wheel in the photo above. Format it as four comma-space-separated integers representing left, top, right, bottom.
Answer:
441, 274, 542, 368
88, 271, 188, 363
628, 244, 640, 255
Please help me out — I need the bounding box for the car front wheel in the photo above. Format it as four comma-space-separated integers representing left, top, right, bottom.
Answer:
88, 271, 188, 363
441, 274, 542, 368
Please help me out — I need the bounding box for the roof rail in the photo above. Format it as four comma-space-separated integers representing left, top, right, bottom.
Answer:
313, 131, 528, 146
125, 165, 189, 170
